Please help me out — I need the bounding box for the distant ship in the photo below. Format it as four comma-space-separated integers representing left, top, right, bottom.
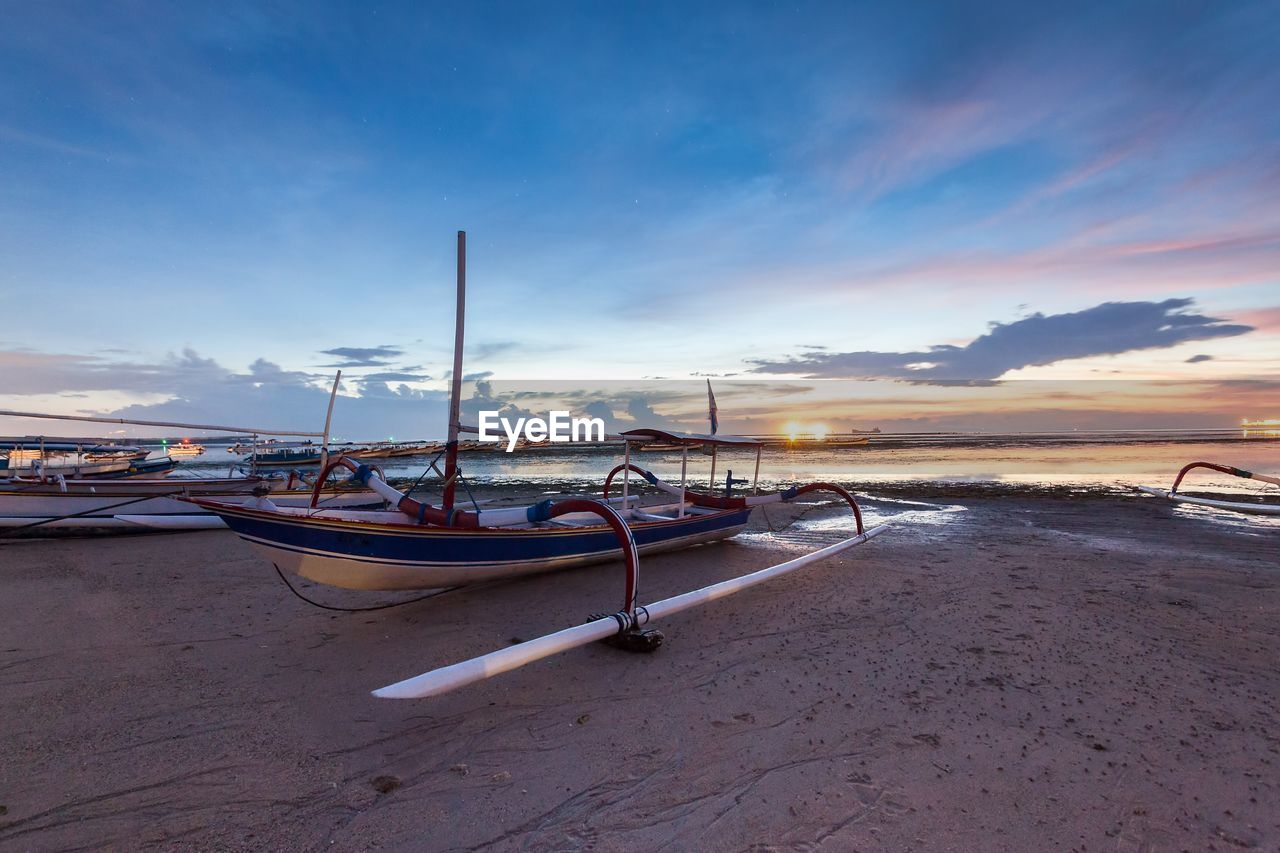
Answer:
167, 439, 206, 457
1242, 419, 1280, 439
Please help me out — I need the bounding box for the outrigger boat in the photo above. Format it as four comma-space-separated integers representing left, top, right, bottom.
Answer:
1, 442, 174, 479
188, 232, 888, 700
0, 473, 387, 535
1136, 461, 1280, 516
0, 380, 385, 535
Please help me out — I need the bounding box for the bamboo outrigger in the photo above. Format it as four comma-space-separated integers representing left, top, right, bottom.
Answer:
188, 232, 889, 700
1136, 461, 1280, 516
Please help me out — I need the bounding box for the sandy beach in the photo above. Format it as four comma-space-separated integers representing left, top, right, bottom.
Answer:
0, 492, 1276, 851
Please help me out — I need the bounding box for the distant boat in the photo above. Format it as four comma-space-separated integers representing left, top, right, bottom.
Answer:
765, 434, 871, 449
167, 439, 206, 457
1, 442, 174, 479
1242, 419, 1280, 439
248, 445, 324, 467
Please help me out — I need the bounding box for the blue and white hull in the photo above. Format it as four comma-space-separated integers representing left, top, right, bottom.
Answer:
192, 500, 753, 590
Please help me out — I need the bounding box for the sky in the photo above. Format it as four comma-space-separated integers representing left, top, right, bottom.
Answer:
1, 1, 1277, 438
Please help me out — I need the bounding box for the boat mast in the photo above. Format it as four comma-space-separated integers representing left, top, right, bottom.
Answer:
319, 370, 341, 474
442, 231, 466, 515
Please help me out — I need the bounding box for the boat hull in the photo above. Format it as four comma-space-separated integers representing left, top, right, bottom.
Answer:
0, 485, 387, 535
201, 503, 754, 590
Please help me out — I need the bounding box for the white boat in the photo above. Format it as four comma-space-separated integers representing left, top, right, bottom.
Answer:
1, 443, 171, 479
0, 383, 362, 536
167, 439, 206, 457
1241, 419, 1280, 439
1136, 461, 1280, 516
0, 475, 388, 536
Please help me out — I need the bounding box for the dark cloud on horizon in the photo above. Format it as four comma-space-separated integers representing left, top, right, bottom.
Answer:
748, 300, 1253, 380
1185, 354, 1213, 363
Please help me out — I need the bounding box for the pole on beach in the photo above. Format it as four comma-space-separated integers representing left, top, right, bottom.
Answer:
372, 524, 889, 700
442, 231, 467, 515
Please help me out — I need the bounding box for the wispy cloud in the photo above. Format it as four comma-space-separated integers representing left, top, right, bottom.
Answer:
316, 345, 405, 368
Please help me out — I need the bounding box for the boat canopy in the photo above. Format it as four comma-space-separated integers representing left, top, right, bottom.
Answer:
621, 428, 760, 447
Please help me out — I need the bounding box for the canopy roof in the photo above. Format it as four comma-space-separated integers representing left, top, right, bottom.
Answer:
620, 428, 760, 447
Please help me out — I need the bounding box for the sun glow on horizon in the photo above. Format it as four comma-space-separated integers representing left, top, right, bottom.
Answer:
782, 421, 831, 441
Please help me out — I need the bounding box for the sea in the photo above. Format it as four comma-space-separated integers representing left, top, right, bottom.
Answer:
179, 432, 1279, 498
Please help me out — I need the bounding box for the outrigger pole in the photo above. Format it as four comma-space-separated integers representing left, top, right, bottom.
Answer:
1170, 461, 1280, 492
441, 230, 466, 516
0, 410, 325, 437
373, 523, 888, 700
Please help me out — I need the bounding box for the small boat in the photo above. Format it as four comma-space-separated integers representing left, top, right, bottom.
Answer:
1241, 419, 1280, 439
189, 232, 888, 700
167, 439, 206, 457
1135, 461, 1280, 516
0, 378, 367, 535
0, 474, 388, 536
771, 434, 870, 449
247, 444, 324, 467
347, 443, 398, 459
1, 442, 170, 479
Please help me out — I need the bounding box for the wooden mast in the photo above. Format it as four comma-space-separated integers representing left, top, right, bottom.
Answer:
319, 370, 341, 473
441, 231, 466, 515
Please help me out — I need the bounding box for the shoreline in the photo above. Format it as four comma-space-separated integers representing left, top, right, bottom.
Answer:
1, 494, 1277, 849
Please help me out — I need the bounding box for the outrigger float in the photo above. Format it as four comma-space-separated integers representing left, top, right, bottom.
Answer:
189, 232, 889, 700
1136, 461, 1280, 516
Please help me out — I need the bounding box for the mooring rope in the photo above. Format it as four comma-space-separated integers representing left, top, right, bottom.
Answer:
0, 489, 190, 538
271, 563, 469, 612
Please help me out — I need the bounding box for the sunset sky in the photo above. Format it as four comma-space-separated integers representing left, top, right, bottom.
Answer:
1, 2, 1277, 437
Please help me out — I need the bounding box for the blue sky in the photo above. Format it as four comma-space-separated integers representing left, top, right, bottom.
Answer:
1, 1, 1277, 436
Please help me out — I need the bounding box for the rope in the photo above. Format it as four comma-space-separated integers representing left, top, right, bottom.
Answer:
272, 563, 465, 612
403, 449, 447, 498
0, 489, 190, 538
758, 499, 827, 533
457, 470, 481, 513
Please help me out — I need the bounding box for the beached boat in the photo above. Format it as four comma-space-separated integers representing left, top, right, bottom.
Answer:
770, 434, 870, 449
1136, 461, 1280, 516
0, 381, 366, 535
1, 442, 175, 479
0, 474, 388, 535
188, 232, 887, 700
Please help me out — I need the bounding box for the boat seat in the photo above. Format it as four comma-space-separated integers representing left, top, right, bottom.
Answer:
631, 510, 680, 522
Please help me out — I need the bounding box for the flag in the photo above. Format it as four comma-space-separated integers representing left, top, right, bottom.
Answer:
707, 379, 718, 435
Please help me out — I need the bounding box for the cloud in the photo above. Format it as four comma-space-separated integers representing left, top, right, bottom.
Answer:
0, 346, 447, 439
358, 370, 432, 383
470, 341, 521, 360
748, 299, 1253, 380
1185, 354, 1213, 364
316, 345, 404, 367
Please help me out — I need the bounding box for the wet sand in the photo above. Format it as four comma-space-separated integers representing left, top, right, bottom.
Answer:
0, 493, 1276, 851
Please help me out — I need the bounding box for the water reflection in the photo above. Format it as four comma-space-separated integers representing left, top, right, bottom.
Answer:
181, 438, 1279, 497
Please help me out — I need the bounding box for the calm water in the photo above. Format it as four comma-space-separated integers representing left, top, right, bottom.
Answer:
182, 436, 1280, 496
